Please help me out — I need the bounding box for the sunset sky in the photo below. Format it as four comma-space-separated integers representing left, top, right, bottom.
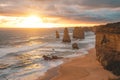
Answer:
0, 0, 120, 28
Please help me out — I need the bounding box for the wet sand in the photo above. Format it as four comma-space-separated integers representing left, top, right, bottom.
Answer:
38, 48, 116, 80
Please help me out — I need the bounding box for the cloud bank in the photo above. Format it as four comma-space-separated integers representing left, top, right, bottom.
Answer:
0, 0, 120, 24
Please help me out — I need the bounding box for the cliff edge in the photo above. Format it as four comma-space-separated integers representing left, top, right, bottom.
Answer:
96, 22, 120, 76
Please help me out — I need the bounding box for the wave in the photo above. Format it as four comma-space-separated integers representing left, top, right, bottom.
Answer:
0, 36, 46, 47
0, 42, 48, 58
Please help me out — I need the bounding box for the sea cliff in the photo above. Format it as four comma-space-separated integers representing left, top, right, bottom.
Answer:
96, 22, 120, 75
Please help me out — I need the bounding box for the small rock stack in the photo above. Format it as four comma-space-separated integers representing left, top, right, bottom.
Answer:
72, 43, 79, 49
56, 31, 60, 38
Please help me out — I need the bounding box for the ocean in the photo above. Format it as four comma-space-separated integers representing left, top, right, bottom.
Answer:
0, 28, 95, 80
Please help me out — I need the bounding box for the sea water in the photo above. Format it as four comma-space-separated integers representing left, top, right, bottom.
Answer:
0, 28, 95, 80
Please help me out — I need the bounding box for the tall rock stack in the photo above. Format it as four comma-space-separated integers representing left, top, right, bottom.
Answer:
62, 28, 71, 42
96, 22, 120, 75
56, 31, 60, 38
73, 27, 84, 39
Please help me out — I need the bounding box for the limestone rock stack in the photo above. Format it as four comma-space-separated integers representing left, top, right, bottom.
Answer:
72, 43, 79, 49
62, 28, 71, 42
56, 31, 60, 38
73, 27, 84, 39
96, 22, 120, 75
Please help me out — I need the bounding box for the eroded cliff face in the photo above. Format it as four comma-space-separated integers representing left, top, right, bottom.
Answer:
96, 22, 120, 75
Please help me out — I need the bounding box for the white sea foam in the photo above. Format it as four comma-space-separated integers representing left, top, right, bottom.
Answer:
0, 43, 48, 58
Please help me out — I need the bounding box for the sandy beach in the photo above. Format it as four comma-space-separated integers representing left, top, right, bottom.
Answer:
38, 48, 117, 80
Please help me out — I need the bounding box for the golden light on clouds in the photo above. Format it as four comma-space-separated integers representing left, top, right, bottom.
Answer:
0, 0, 119, 28
0, 15, 60, 28
0, 15, 100, 28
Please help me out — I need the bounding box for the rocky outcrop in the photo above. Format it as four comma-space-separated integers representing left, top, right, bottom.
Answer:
73, 27, 85, 39
42, 55, 63, 60
62, 28, 71, 42
72, 43, 79, 49
56, 31, 60, 38
96, 22, 120, 75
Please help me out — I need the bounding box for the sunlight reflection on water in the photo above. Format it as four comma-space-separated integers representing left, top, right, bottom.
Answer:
25, 64, 44, 70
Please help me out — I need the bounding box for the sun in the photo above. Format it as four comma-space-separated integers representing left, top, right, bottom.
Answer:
17, 15, 44, 28
17, 15, 56, 28
24, 16, 42, 23
0, 15, 57, 28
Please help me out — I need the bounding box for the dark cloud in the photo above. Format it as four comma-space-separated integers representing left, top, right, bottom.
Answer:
0, 0, 120, 23
80, 0, 120, 8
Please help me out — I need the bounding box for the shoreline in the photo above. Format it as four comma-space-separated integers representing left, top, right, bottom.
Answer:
37, 48, 117, 80
36, 54, 74, 80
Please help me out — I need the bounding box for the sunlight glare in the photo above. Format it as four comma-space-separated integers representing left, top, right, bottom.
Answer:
18, 15, 44, 28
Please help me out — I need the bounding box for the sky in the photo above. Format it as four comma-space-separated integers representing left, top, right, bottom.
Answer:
0, 0, 120, 28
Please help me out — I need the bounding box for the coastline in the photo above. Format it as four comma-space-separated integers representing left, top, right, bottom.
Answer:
51, 49, 116, 80
37, 48, 117, 80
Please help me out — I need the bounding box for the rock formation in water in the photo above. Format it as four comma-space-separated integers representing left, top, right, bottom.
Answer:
73, 27, 85, 39
72, 43, 79, 49
96, 22, 120, 76
83, 27, 93, 32
62, 28, 71, 42
56, 31, 60, 38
